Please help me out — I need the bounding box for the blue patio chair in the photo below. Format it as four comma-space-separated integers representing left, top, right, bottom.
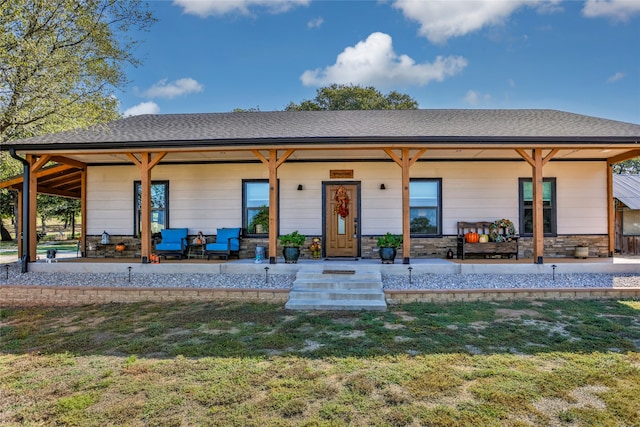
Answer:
155, 228, 188, 259
206, 228, 241, 260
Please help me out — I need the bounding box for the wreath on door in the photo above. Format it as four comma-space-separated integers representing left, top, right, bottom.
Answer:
334, 186, 350, 218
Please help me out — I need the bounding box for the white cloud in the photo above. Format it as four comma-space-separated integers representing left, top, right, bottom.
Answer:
300, 32, 468, 87
123, 101, 160, 117
464, 90, 491, 106
582, 0, 640, 22
140, 78, 204, 99
607, 72, 626, 82
308, 16, 324, 28
173, 0, 309, 17
392, 0, 562, 44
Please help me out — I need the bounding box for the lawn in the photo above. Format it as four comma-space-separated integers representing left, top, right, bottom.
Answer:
1, 299, 639, 426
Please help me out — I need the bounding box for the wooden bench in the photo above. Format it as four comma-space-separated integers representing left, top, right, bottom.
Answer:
457, 221, 518, 260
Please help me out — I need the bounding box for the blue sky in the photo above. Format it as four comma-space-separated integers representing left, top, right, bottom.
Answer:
118, 0, 640, 124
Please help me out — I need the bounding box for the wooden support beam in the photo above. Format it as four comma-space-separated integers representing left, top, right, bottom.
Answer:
383, 148, 427, 264
31, 154, 51, 173
140, 153, 152, 262
401, 148, 411, 264
126, 152, 166, 262
27, 155, 38, 262
268, 150, 279, 264
49, 156, 87, 169
532, 149, 544, 264
606, 162, 615, 256
252, 149, 295, 263
607, 149, 640, 164
17, 190, 22, 258
80, 168, 87, 257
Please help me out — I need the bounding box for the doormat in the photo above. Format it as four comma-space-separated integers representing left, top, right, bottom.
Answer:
322, 270, 356, 275
324, 257, 359, 261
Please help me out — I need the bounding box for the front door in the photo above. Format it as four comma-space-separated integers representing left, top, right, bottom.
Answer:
324, 182, 359, 258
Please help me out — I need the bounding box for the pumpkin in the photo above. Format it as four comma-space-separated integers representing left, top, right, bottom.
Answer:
479, 234, 489, 243
465, 232, 479, 243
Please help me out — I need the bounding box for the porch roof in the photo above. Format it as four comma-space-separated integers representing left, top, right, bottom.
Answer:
613, 174, 640, 209
5, 109, 640, 150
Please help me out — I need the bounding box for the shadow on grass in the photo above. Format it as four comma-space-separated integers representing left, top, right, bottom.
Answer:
1, 299, 639, 359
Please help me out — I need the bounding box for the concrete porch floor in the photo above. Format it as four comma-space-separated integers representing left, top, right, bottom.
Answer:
24, 254, 640, 276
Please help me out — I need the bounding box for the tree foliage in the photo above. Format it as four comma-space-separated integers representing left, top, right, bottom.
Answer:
0, 0, 155, 240
0, 0, 155, 142
285, 84, 418, 111
612, 158, 640, 174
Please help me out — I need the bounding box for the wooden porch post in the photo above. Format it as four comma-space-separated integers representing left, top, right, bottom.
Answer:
252, 149, 294, 264
16, 189, 22, 258
27, 155, 52, 261
516, 148, 557, 263
606, 161, 615, 257
606, 150, 640, 257
127, 152, 166, 262
384, 148, 426, 264
80, 168, 87, 256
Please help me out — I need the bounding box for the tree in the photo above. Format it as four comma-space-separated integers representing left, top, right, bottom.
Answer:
0, 0, 155, 240
0, 0, 155, 142
612, 158, 640, 174
285, 84, 418, 111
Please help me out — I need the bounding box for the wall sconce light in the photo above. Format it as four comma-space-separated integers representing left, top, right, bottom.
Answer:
297, 184, 304, 191
379, 184, 386, 190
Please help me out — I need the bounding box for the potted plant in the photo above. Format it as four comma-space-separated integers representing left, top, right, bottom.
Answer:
249, 205, 269, 234
575, 243, 589, 259
377, 233, 403, 264
279, 230, 306, 263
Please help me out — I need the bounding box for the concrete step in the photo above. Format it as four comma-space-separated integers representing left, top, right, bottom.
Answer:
288, 289, 386, 301
285, 299, 387, 311
286, 268, 387, 311
292, 279, 382, 291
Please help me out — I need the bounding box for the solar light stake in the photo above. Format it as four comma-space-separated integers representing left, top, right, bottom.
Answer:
551, 264, 557, 281
128, 266, 132, 283
264, 266, 269, 284
5, 264, 9, 280
408, 266, 413, 284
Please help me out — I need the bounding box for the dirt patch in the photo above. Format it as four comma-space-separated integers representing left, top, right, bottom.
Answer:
534, 386, 608, 426
495, 309, 541, 319
383, 322, 406, 330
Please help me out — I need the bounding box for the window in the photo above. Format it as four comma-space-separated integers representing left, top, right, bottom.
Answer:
622, 210, 640, 236
410, 179, 442, 235
519, 178, 556, 236
134, 181, 168, 236
243, 180, 271, 235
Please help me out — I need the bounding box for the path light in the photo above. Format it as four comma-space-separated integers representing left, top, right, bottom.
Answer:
5, 264, 9, 280
128, 266, 132, 283
551, 264, 557, 281
408, 266, 413, 284
264, 266, 269, 285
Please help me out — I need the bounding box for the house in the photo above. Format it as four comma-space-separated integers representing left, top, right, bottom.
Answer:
2, 109, 639, 267
613, 174, 640, 255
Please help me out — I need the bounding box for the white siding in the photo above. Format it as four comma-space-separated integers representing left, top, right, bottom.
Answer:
86, 161, 608, 236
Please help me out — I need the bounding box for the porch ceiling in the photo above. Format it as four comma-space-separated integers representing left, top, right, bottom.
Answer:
16, 146, 639, 165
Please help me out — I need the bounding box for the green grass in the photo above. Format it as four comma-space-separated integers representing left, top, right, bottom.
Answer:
0, 240, 79, 257
1, 299, 639, 426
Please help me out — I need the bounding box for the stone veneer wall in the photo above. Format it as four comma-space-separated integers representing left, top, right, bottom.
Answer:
84, 235, 610, 260
2, 286, 638, 307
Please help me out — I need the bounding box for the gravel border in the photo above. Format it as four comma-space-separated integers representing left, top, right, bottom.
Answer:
1, 261, 639, 290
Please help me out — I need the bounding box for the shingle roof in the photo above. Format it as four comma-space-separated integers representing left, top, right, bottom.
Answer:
614, 175, 640, 210
5, 109, 640, 149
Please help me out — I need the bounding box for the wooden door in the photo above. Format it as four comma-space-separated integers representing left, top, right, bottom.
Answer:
325, 183, 359, 258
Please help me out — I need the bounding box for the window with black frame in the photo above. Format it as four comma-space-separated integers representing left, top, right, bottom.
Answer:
134, 181, 168, 237
519, 177, 556, 236
409, 179, 442, 235
243, 180, 271, 235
